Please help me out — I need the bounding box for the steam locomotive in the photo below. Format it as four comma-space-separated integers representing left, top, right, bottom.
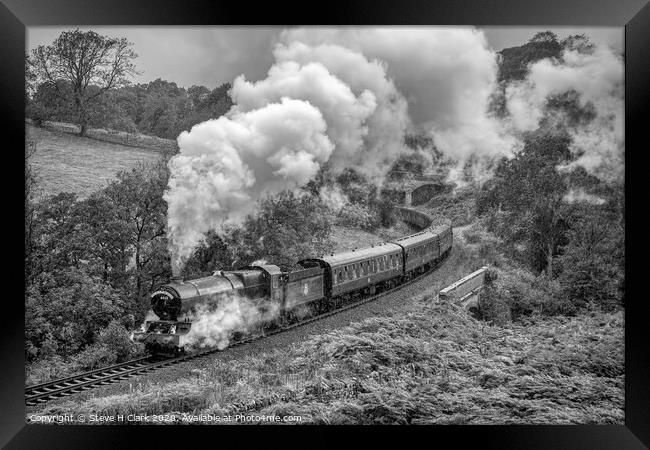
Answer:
133, 208, 452, 355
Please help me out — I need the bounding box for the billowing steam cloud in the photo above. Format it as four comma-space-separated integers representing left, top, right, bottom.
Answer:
280, 28, 520, 163
165, 27, 623, 273
271, 41, 411, 177
318, 184, 350, 213
178, 295, 280, 350
506, 44, 624, 182
166, 36, 413, 273
563, 188, 606, 205
166, 97, 335, 271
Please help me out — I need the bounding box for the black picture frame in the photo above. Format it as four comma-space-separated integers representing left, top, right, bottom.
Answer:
2, 0, 648, 448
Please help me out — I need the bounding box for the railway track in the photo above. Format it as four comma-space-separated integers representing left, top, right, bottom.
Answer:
25, 250, 450, 407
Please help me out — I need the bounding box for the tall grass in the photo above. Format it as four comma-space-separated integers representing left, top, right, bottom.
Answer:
39, 298, 623, 425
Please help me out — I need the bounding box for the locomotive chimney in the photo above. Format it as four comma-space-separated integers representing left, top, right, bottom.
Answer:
171, 275, 184, 284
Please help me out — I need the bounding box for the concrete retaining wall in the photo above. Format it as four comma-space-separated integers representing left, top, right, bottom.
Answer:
438, 266, 488, 311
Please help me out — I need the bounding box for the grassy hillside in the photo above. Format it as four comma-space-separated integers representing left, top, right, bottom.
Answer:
37, 236, 623, 425
27, 124, 165, 200
38, 297, 623, 424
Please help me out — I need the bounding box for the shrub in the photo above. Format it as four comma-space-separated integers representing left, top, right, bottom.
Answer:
556, 246, 623, 312
108, 116, 138, 134
478, 266, 572, 324
464, 229, 481, 244
73, 343, 118, 371
25, 267, 133, 359
371, 198, 397, 228
336, 203, 375, 230
26, 102, 50, 127
26, 321, 145, 384
97, 320, 140, 361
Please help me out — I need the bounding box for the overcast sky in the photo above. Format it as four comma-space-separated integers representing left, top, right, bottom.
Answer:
26, 26, 623, 90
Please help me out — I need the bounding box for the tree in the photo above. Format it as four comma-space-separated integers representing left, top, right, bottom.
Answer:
25, 139, 37, 288
183, 231, 234, 279
29, 29, 138, 136
556, 205, 624, 310
25, 267, 132, 359
476, 131, 573, 274
101, 160, 170, 302
25, 53, 36, 104
188, 84, 210, 108
27, 81, 73, 125
224, 191, 334, 271
140, 95, 181, 139
561, 34, 596, 54
29, 192, 88, 282
529, 31, 560, 44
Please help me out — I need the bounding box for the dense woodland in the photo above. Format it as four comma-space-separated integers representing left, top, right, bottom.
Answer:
25, 31, 624, 383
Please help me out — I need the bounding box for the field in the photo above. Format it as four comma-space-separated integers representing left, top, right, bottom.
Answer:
27, 123, 165, 200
